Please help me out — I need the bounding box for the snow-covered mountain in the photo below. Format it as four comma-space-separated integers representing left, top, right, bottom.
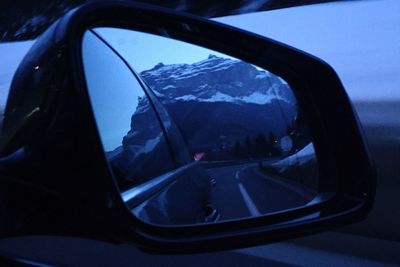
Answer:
140, 54, 296, 105
135, 55, 299, 157
109, 55, 303, 185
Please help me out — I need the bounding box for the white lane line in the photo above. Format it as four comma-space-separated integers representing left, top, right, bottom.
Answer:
235, 171, 240, 181
236, 170, 261, 217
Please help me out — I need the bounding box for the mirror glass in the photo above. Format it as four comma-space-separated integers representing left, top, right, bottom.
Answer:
82, 27, 320, 226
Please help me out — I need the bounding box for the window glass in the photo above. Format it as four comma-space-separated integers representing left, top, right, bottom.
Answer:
81, 30, 175, 189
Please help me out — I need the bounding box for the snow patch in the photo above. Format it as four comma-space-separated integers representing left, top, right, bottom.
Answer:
162, 85, 176, 90
174, 91, 286, 105
204, 92, 235, 102
278, 76, 288, 85
141, 56, 241, 81
271, 143, 316, 172
239, 92, 276, 104
255, 72, 270, 79
152, 90, 165, 98
233, 81, 243, 87
137, 135, 161, 156
176, 95, 197, 101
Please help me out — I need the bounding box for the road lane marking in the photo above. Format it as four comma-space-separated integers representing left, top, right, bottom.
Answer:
235, 171, 240, 181
236, 170, 261, 217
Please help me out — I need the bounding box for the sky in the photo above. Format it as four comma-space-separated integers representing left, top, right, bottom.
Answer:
1, 0, 399, 113
82, 31, 146, 151
93, 27, 235, 73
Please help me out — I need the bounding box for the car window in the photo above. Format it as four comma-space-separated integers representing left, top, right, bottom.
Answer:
215, 0, 400, 104
0, 41, 34, 129
81, 30, 176, 190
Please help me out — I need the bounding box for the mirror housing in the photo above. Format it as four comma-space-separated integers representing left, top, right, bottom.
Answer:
0, 1, 375, 252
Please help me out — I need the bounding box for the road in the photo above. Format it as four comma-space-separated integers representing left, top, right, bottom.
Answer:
206, 163, 315, 221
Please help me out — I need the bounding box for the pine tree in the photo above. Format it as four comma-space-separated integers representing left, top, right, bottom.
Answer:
254, 133, 267, 158
245, 135, 253, 158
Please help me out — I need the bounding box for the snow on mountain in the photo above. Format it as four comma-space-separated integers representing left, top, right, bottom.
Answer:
110, 55, 303, 183
142, 55, 240, 83
175, 91, 285, 104
140, 55, 296, 106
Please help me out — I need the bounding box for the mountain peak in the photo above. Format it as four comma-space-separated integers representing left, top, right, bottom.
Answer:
139, 55, 295, 106
154, 62, 164, 69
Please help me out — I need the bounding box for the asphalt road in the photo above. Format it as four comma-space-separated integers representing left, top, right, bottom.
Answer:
206, 163, 314, 221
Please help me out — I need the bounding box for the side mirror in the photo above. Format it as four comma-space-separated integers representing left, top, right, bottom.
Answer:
0, 2, 375, 253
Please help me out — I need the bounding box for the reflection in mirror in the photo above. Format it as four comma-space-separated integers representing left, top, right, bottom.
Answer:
82, 27, 320, 226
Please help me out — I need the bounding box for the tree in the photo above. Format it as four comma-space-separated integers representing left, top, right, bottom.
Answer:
245, 135, 253, 158
232, 140, 242, 159
267, 132, 280, 157
254, 133, 267, 158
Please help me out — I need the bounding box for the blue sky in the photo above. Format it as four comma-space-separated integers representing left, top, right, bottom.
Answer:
93, 27, 235, 73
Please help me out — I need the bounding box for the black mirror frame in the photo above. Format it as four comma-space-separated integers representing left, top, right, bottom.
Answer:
0, 1, 375, 253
